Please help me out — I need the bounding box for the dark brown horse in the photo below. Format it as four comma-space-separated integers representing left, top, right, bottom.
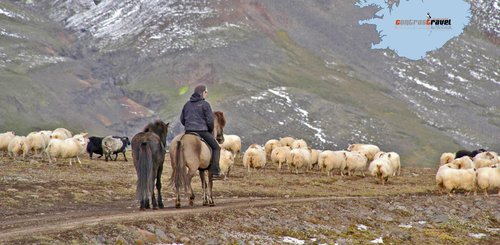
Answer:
169, 111, 225, 208
131, 120, 169, 210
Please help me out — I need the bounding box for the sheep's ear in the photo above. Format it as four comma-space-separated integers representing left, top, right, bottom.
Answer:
388, 153, 391, 158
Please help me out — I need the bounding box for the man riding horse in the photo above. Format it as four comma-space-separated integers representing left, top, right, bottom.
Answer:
180, 85, 224, 180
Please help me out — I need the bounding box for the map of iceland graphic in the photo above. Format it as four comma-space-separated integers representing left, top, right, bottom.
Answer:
356, 0, 471, 60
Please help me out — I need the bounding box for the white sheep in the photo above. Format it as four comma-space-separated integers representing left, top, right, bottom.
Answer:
8, 136, 30, 159
474, 158, 495, 169
50, 128, 72, 140
347, 144, 380, 161
291, 139, 307, 149
345, 151, 368, 176
248, 143, 264, 150
318, 150, 347, 176
368, 158, 393, 185
289, 148, 311, 174
46, 133, 88, 165
39, 130, 53, 136
219, 149, 235, 179
378, 152, 401, 176
435, 164, 453, 194
279, 137, 295, 147
474, 151, 499, 164
271, 146, 291, 170
264, 139, 281, 158
435, 164, 476, 196
39, 131, 52, 147
26, 132, 49, 158
476, 166, 500, 196
243, 145, 266, 172
450, 156, 475, 169
373, 151, 385, 160
233, 143, 260, 166
308, 148, 321, 170
220, 134, 242, 157
440, 152, 455, 165
0, 131, 16, 155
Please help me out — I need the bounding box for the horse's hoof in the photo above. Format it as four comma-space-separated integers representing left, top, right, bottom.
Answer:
189, 201, 194, 206
159, 204, 165, 209
153, 207, 158, 210
209, 203, 215, 207
203, 203, 209, 206
175, 204, 181, 209
140, 207, 146, 211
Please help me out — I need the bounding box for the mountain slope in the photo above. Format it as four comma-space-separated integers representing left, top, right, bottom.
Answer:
0, 0, 498, 166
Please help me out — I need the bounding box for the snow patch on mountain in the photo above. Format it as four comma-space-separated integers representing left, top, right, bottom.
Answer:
50, 0, 245, 54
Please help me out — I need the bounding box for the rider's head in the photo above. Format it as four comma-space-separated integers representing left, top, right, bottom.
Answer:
194, 85, 208, 99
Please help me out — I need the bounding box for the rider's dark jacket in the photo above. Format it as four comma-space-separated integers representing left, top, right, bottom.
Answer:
180, 92, 214, 132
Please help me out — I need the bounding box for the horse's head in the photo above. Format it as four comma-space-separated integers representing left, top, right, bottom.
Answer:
144, 120, 170, 144
213, 111, 226, 144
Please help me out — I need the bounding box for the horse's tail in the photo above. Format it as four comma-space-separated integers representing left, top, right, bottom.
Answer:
136, 142, 153, 203
171, 140, 187, 192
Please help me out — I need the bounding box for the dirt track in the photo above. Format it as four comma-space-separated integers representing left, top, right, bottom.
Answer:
0, 196, 382, 242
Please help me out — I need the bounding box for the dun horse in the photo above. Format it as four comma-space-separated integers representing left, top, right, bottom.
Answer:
169, 111, 226, 208
131, 120, 169, 210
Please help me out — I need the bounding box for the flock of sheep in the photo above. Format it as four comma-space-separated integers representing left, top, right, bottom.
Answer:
438, 150, 500, 196
219, 135, 401, 185
0, 129, 129, 165
220, 135, 500, 196
2, 129, 499, 196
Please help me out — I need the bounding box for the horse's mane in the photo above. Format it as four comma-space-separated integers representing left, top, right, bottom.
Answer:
143, 120, 165, 132
142, 122, 154, 133
214, 111, 226, 128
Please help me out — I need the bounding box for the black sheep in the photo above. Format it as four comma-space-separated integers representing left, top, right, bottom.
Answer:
455, 148, 486, 159
87, 136, 130, 161
86, 136, 104, 159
